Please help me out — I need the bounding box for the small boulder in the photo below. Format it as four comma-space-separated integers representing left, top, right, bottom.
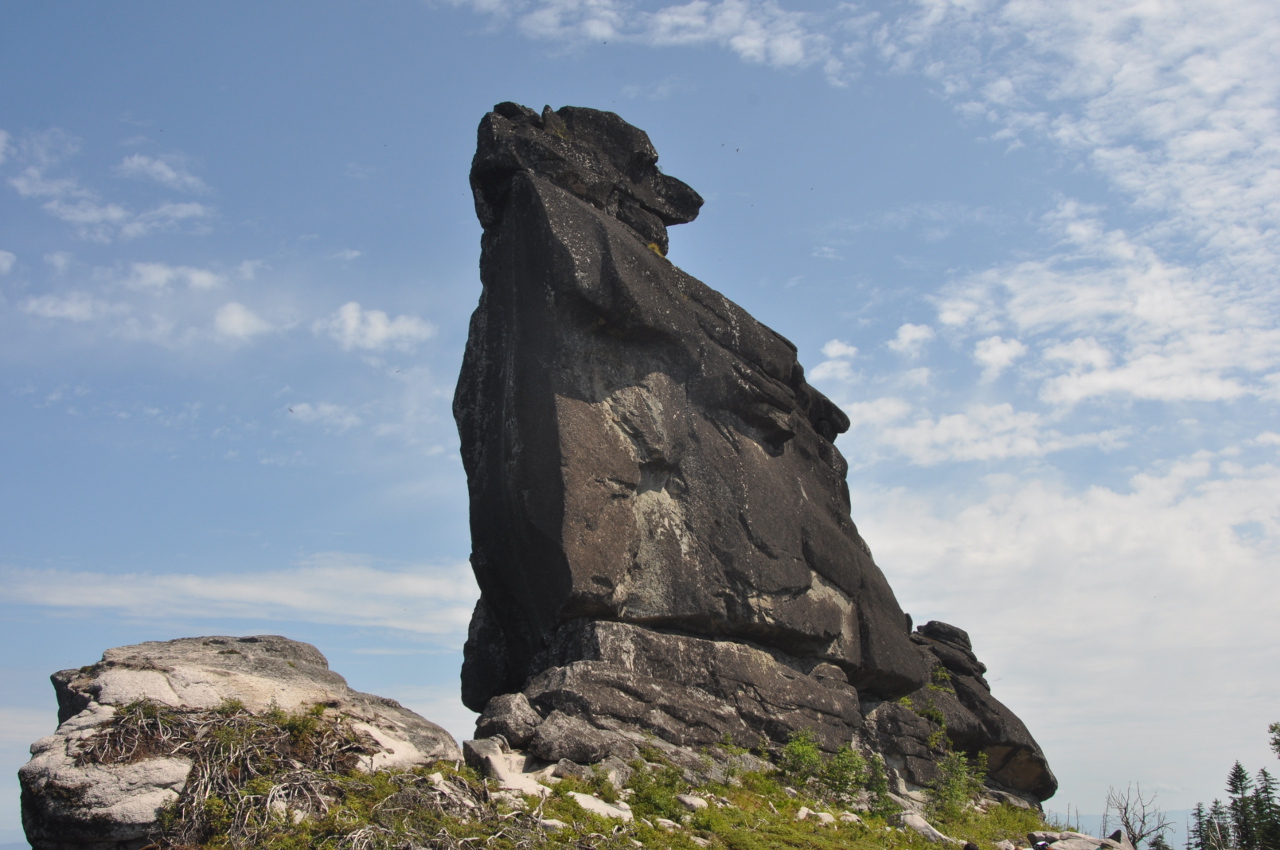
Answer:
475, 692, 543, 748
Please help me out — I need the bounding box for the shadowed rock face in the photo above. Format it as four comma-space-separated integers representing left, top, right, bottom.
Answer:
455, 102, 1055, 804
457, 102, 929, 712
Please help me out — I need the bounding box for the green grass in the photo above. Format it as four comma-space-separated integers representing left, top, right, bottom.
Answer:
83, 702, 1053, 849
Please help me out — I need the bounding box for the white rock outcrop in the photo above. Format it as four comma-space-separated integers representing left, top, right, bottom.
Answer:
20, 635, 461, 850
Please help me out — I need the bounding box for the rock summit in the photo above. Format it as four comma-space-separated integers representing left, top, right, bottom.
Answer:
455, 102, 1056, 804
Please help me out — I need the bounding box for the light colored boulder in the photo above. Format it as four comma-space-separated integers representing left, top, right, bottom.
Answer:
568, 791, 633, 821
1051, 839, 1104, 850
677, 793, 709, 811
20, 635, 460, 850
899, 811, 962, 844
463, 737, 551, 798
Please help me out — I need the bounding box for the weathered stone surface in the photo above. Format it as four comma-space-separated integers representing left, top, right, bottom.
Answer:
457, 100, 927, 719
455, 101, 1054, 805
20, 635, 460, 850
475, 691, 543, 748
907, 622, 1057, 802
521, 620, 863, 753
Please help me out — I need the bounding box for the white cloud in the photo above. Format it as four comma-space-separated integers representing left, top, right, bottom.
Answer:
21, 292, 130, 322
313, 302, 436, 352
822, 339, 858, 359
0, 250, 14, 275
846, 400, 1125, 465
461, 0, 848, 78
288, 402, 362, 432
0, 555, 478, 639
115, 154, 209, 192
851, 454, 1280, 812
0, 129, 9, 165
118, 201, 212, 240
214, 302, 273, 339
973, 335, 1028, 381
123, 261, 223, 291
887, 322, 936, 357
44, 251, 71, 274
935, 202, 1280, 406
329, 249, 362, 261
809, 338, 859, 384
6, 131, 214, 241
842, 396, 912, 428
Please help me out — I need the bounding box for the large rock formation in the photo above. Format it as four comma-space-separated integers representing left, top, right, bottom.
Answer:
455, 102, 1055, 803
19, 635, 459, 850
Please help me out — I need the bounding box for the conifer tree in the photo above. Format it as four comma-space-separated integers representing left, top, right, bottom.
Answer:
1230, 761, 1258, 850
1190, 803, 1208, 850
1206, 799, 1233, 850
1253, 768, 1280, 850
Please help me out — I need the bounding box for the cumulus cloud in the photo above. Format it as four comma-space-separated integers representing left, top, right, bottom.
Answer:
0, 249, 14, 275
313, 302, 436, 352
887, 323, 936, 358
0, 555, 478, 639
973, 335, 1027, 381
115, 154, 209, 192
809, 338, 859, 384
214, 302, 273, 340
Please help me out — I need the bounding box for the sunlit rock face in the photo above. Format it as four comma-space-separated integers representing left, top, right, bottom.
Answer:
454, 102, 1055, 804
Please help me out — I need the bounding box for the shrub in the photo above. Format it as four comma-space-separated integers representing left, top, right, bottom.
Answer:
928, 750, 989, 821
779, 729, 824, 783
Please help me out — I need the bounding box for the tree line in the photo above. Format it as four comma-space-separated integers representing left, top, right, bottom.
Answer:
1184, 723, 1280, 850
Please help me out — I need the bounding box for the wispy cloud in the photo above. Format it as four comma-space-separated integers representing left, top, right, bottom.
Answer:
313, 302, 436, 352
115, 154, 209, 193
0, 555, 478, 639
841, 399, 1126, 465
457, 0, 855, 79
288, 401, 362, 432
21, 292, 131, 322
5, 130, 215, 241
0, 249, 14, 275
123, 261, 223, 291
936, 202, 1280, 406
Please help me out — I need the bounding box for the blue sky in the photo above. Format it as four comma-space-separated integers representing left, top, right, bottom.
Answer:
2, 0, 1278, 843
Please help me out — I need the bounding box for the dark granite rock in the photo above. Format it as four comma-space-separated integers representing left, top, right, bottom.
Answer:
456, 102, 929, 722
455, 101, 1054, 804
899, 622, 1057, 802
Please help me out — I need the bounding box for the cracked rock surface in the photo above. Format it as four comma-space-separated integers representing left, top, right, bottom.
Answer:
454, 102, 1055, 804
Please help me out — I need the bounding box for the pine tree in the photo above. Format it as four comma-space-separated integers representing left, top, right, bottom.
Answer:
1207, 799, 1233, 850
1230, 761, 1258, 850
1190, 804, 1208, 850
1254, 768, 1280, 850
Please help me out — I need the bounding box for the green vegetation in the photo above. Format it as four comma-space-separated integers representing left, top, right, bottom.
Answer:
1186, 724, 1280, 850
82, 703, 1052, 849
